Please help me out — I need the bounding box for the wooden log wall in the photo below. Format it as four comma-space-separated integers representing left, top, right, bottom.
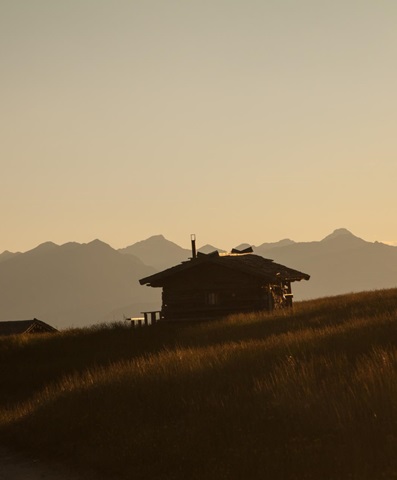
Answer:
156, 264, 295, 321
161, 283, 273, 320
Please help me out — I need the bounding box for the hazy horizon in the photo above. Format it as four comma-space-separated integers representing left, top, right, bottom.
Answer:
2, 1, 396, 253
2, 228, 397, 256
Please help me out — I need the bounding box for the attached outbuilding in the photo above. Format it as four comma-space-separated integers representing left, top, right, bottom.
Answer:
0, 318, 58, 336
139, 243, 310, 322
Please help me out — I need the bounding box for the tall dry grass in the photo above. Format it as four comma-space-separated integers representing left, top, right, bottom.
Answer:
1, 289, 397, 479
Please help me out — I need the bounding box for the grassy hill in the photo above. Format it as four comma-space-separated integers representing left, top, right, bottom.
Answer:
1, 289, 397, 479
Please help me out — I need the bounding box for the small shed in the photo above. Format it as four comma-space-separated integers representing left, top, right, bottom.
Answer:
0, 318, 58, 336
139, 247, 310, 322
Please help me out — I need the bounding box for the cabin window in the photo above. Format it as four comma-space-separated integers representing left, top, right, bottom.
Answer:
206, 292, 220, 305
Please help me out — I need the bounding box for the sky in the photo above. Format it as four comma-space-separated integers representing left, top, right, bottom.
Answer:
1, 0, 397, 252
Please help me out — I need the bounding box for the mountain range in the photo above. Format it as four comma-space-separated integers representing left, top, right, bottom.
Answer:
1, 228, 396, 329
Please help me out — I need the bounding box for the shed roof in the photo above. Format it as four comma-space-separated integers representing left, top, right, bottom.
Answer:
0, 318, 58, 336
139, 252, 310, 287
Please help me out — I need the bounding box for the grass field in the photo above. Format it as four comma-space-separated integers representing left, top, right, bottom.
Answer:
1, 289, 397, 479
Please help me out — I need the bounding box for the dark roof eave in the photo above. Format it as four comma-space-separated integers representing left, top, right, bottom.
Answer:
280, 272, 310, 282
289, 274, 310, 282
0, 319, 57, 336
140, 273, 310, 287
139, 255, 310, 286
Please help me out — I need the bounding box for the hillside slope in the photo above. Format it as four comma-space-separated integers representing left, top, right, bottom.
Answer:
1, 289, 397, 480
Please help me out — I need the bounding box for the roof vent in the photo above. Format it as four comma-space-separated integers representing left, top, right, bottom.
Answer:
191, 234, 197, 259
197, 250, 219, 257
231, 246, 253, 254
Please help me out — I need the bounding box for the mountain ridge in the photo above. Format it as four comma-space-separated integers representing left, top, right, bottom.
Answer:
1, 228, 396, 329
0, 240, 158, 329
3, 228, 394, 257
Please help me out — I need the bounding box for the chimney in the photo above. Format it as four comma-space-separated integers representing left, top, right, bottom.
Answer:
191, 234, 197, 259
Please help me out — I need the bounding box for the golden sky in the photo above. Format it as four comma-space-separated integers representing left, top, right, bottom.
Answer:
1, 1, 396, 252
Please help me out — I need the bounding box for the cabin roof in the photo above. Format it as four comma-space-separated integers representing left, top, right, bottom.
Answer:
139, 252, 310, 287
0, 318, 58, 336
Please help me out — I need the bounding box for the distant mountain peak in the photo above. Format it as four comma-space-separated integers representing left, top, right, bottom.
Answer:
38, 241, 58, 248
255, 238, 295, 253
278, 238, 295, 246
322, 228, 361, 242
120, 235, 183, 252
83, 239, 116, 253
145, 235, 169, 244
332, 228, 352, 235
0, 250, 21, 263
119, 235, 191, 270
126, 235, 169, 247
148, 234, 166, 240
27, 241, 59, 254
87, 239, 111, 247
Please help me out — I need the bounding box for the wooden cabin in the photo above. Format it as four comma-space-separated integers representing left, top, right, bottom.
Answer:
0, 318, 58, 336
139, 245, 310, 322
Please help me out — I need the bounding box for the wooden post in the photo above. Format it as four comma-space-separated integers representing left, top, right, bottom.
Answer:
284, 282, 293, 307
